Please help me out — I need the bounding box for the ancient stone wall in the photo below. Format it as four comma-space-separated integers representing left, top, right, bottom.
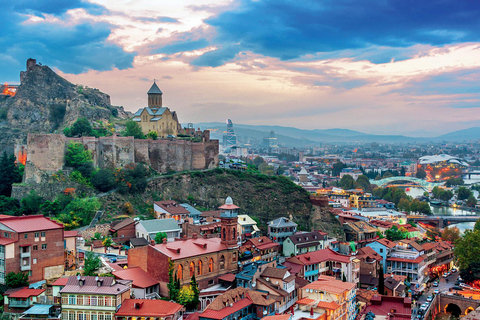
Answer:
25, 134, 66, 184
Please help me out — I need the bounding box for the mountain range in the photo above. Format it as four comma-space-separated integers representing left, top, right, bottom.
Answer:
195, 122, 480, 146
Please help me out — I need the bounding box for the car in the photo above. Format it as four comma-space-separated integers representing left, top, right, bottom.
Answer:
433, 281, 439, 287
166, 134, 176, 138
434, 289, 440, 294
427, 296, 433, 302
443, 273, 449, 278
455, 280, 461, 285
451, 268, 457, 273
452, 286, 463, 291
458, 276, 464, 282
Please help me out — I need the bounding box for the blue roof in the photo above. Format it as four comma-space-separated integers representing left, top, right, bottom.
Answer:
180, 203, 202, 217
148, 82, 163, 94
134, 109, 143, 116
29, 280, 46, 289
23, 305, 53, 315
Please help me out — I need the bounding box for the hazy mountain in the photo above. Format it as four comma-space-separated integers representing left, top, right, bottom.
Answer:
435, 127, 480, 141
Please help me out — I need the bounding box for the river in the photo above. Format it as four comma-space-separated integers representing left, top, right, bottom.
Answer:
405, 187, 478, 233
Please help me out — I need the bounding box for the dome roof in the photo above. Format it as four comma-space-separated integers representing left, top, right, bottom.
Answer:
225, 196, 233, 205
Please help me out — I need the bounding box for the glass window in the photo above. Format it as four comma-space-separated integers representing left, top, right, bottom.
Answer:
91, 296, 97, 306
33, 245, 38, 251
42, 244, 47, 250
24, 234, 28, 239
41, 232, 46, 237
35, 232, 39, 238
69, 312, 75, 320
69, 295, 76, 305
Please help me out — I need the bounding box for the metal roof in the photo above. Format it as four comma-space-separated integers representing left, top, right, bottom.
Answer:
23, 305, 53, 315
138, 218, 181, 234
147, 82, 163, 94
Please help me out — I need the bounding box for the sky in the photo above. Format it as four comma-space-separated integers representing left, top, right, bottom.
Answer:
2, 0, 480, 136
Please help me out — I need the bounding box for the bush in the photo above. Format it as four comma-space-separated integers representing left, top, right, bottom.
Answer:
70, 117, 93, 137
66, 142, 93, 168
91, 169, 116, 192
20, 191, 44, 215
117, 164, 148, 194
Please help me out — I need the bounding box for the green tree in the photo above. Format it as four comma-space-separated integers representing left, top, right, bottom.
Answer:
331, 162, 345, 177
56, 198, 101, 229
446, 177, 464, 187
91, 169, 116, 192
441, 226, 460, 242
146, 131, 158, 140
20, 191, 44, 215
474, 219, 480, 232
0, 152, 22, 197
356, 175, 372, 191
116, 164, 148, 195
467, 195, 477, 207
102, 237, 113, 248
177, 285, 195, 308
65, 142, 93, 168
258, 163, 275, 176
438, 190, 453, 202
458, 186, 472, 201
378, 265, 385, 295
382, 171, 394, 178
342, 273, 347, 282
124, 120, 145, 139
84, 252, 101, 276
455, 229, 480, 273
376, 231, 384, 239
71, 117, 94, 137
167, 260, 179, 300
385, 225, 407, 241
252, 156, 264, 167
155, 232, 168, 244
415, 168, 427, 179
339, 174, 355, 190
190, 274, 200, 310
5, 271, 29, 288
0, 196, 20, 216
397, 198, 410, 213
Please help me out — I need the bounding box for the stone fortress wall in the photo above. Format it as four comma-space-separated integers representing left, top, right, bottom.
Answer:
24, 131, 219, 184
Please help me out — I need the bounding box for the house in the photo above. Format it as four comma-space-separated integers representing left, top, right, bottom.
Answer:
128, 197, 240, 296
154, 201, 190, 223
115, 299, 184, 320
359, 295, 411, 320
236, 260, 277, 290
366, 239, 397, 273
385, 240, 426, 286
0, 215, 65, 284
64, 230, 79, 270
52, 277, 69, 304
180, 203, 202, 224
109, 218, 136, 244
237, 214, 260, 239
243, 236, 281, 262
356, 246, 382, 289
20, 304, 59, 320
129, 238, 150, 248
384, 275, 406, 297
113, 267, 160, 299
297, 276, 356, 320
283, 231, 326, 256
257, 267, 297, 313
135, 218, 181, 243
60, 276, 131, 320
343, 221, 377, 244
199, 287, 276, 320
284, 248, 359, 285
267, 217, 297, 245
376, 199, 395, 209
4, 287, 47, 318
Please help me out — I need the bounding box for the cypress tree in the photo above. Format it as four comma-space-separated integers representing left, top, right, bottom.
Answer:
378, 265, 385, 295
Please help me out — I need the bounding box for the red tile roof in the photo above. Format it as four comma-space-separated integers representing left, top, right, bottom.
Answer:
115, 299, 183, 317
218, 273, 236, 282
297, 298, 316, 305
302, 275, 355, 294
52, 278, 69, 286
316, 300, 340, 310
201, 298, 251, 319
375, 238, 397, 248
387, 256, 424, 264
64, 231, 79, 238
296, 248, 351, 265
262, 315, 291, 320
357, 246, 382, 261
8, 288, 45, 298
362, 295, 411, 320
113, 267, 158, 288
0, 215, 63, 232
152, 237, 229, 260
154, 201, 189, 215
0, 238, 16, 245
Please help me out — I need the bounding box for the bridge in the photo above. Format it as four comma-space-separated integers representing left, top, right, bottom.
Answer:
408, 215, 480, 228
464, 168, 480, 179
370, 176, 444, 191
425, 293, 480, 320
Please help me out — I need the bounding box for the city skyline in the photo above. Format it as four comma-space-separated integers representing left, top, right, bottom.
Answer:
2, 0, 480, 136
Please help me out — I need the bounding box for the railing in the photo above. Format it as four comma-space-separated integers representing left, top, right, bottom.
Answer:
20, 264, 31, 271
9, 300, 31, 308
20, 251, 31, 258
146, 292, 161, 300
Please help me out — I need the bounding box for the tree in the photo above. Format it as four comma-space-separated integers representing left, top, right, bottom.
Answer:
416, 168, 427, 179
84, 252, 101, 276
116, 164, 148, 195
167, 260, 179, 301
155, 232, 168, 244
467, 195, 477, 207
339, 175, 355, 190
385, 225, 407, 241
102, 237, 113, 248
70, 117, 93, 137
0, 152, 22, 197
454, 229, 480, 273
438, 190, 453, 202
382, 171, 393, 178
5, 271, 29, 288
91, 169, 116, 192
342, 273, 347, 282
397, 198, 410, 213
356, 175, 372, 192
190, 274, 200, 310
177, 285, 195, 308
0, 196, 20, 216
20, 191, 44, 215
252, 156, 264, 167
458, 186, 472, 201
332, 162, 345, 177
376, 231, 384, 239
441, 226, 460, 242
146, 131, 158, 140
446, 177, 464, 187
124, 120, 145, 139
378, 265, 385, 295
65, 142, 93, 168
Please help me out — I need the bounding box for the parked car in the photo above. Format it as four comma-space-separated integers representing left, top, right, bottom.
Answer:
451, 268, 457, 273
443, 273, 449, 278
434, 289, 440, 294
427, 296, 433, 302
452, 286, 463, 291
433, 281, 439, 287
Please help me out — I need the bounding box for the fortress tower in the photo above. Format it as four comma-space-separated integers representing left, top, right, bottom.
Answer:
219, 196, 239, 249
147, 80, 163, 109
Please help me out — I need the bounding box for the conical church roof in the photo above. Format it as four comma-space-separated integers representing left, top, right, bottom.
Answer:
147, 81, 163, 94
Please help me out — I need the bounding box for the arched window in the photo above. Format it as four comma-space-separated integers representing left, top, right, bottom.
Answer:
177, 264, 183, 280
209, 258, 214, 273
189, 261, 195, 278
233, 228, 236, 240
198, 260, 203, 275
222, 228, 226, 240
220, 255, 225, 270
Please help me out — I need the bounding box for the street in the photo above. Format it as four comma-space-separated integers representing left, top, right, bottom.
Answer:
413, 271, 459, 316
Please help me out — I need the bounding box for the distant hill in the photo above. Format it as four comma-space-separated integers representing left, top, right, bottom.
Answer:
435, 127, 480, 142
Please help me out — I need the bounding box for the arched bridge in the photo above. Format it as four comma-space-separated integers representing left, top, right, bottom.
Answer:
370, 176, 444, 191
438, 293, 480, 317
408, 215, 480, 228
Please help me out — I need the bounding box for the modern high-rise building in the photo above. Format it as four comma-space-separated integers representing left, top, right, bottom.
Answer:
224, 119, 237, 148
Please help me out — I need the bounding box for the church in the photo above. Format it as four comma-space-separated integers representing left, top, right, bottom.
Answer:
132, 81, 181, 137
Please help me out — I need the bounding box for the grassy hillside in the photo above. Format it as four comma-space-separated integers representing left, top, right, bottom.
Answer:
100, 169, 312, 230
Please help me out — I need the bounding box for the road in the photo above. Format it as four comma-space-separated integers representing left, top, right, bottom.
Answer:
413, 272, 459, 317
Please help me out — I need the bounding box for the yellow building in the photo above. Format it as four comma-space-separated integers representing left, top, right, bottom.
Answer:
133, 81, 180, 137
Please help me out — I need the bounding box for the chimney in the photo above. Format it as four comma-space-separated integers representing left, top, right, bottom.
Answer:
192, 233, 198, 240
162, 238, 167, 244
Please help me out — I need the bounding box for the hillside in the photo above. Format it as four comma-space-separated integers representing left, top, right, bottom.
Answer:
99, 169, 314, 230
0, 59, 129, 153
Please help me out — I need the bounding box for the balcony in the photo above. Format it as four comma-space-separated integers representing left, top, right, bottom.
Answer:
305, 269, 319, 277
9, 299, 31, 308
20, 251, 31, 258
20, 264, 31, 271
262, 252, 278, 261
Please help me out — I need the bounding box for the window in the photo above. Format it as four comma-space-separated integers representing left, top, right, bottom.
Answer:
3, 232, 9, 238
69, 312, 75, 320
189, 262, 195, 278
41, 232, 46, 237
79, 314, 86, 320
69, 295, 76, 305
220, 255, 225, 270
233, 252, 237, 262
35, 232, 39, 238
177, 264, 183, 280
28, 270, 32, 276
380, 249, 383, 253
198, 260, 203, 275
33, 245, 38, 251
33, 258, 37, 264
24, 234, 28, 239
209, 258, 214, 273
91, 314, 97, 320
91, 296, 97, 306
42, 244, 47, 250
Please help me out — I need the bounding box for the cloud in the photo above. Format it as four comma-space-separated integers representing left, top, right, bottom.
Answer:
0, 2, 135, 82
188, 0, 480, 66
157, 39, 209, 54
191, 45, 239, 67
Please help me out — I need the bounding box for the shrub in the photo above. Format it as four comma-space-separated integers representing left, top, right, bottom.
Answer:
91, 169, 116, 192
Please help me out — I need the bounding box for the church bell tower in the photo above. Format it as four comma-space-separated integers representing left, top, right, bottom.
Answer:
147, 80, 163, 109
219, 196, 239, 249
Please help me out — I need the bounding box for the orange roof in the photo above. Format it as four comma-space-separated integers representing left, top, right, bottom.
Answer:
375, 238, 397, 248
317, 300, 340, 310
115, 299, 183, 317
296, 298, 317, 305
262, 315, 291, 320
64, 231, 79, 238
113, 267, 158, 288
302, 275, 356, 294
0, 215, 63, 232
52, 278, 69, 286
296, 248, 351, 265
387, 256, 424, 264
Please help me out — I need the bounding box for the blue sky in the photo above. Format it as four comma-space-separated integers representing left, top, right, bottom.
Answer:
2, 0, 480, 135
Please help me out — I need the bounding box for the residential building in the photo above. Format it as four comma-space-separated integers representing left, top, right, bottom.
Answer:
385, 240, 426, 286
132, 82, 180, 137
356, 246, 381, 289
237, 214, 260, 239
128, 197, 240, 296
135, 218, 181, 243
112, 267, 160, 299
109, 218, 136, 245
340, 168, 362, 180
384, 275, 406, 297
359, 295, 411, 320
52, 277, 68, 304
4, 288, 46, 318
243, 237, 280, 262
267, 217, 297, 245
343, 221, 377, 244
154, 201, 190, 223
20, 304, 59, 320
115, 299, 184, 320
180, 203, 202, 224
257, 267, 297, 313
283, 231, 326, 256
296, 276, 356, 320
64, 230, 79, 271
0, 215, 65, 284
199, 287, 276, 320
236, 261, 277, 290
366, 239, 397, 273
60, 276, 131, 320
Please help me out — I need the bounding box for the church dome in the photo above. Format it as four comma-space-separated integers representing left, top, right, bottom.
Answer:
225, 196, 233, 205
